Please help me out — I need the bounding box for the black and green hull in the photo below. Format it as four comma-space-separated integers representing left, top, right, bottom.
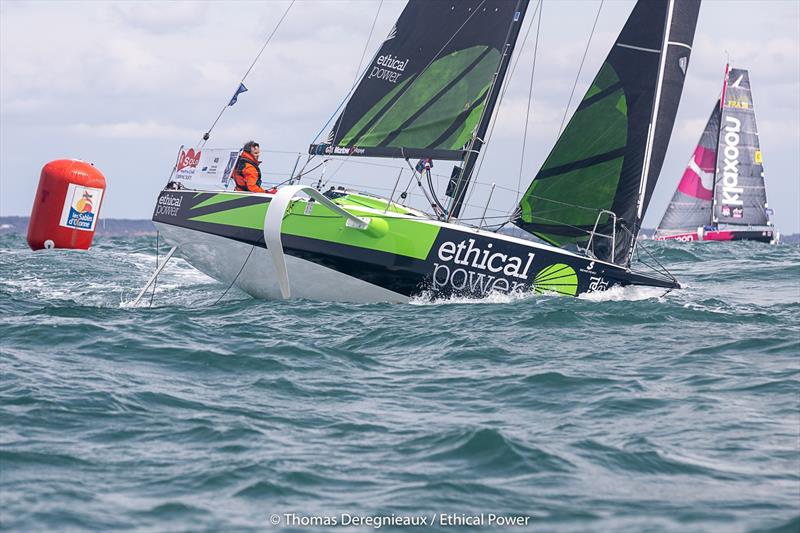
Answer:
153, 189, 678, 302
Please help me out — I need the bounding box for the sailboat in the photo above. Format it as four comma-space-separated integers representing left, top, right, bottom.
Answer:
654, 65, 778, 243
143, 0, 701, 304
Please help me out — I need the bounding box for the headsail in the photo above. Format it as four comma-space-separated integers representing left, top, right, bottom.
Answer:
713, 68, 769, 226
513, 0, 700, 265
309, 0, 528, 161
655, 102, 719, 236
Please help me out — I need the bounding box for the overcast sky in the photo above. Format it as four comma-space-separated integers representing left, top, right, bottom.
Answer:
1, 0, 798, 233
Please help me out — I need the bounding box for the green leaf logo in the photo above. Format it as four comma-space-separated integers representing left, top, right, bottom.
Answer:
533, 263, 578, 296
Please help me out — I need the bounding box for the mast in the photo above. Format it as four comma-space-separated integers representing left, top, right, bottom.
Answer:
447, 0, 528, 221
635, 0, 674, 224
709, 63, 729, 226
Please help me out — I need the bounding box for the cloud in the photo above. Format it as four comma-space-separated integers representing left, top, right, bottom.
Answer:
69, 120, 198, 140
110, 2, 210, 34
1, 0, 798, 230
1, 97, 52, 114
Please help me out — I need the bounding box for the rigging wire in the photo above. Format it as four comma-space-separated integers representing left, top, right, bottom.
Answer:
200, 0, 296, 148
309, 4, 385, 149
151, 4, 295, 307
212, 240, 259, 306
448, 0, 537, 223
515, 0, 543, 206
148, 231, 159, 308
631, 236, 678, 284
330, 0, 384, 146
458, 0, 542, 220
300, 1, 385, 187
556, 0, 603, 137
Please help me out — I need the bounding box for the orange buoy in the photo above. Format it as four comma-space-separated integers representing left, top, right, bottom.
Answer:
27, 160, 107, 251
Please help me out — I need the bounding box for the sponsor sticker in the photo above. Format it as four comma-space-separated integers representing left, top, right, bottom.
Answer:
432, 238, 535, 294
154, 193, 183, 218
174, 146, 239, 189
175, 147, 201, 181
368, 53, 410, 84
727, 100, 749, 109
59, 183, 104, 231
720, 116, 743, 206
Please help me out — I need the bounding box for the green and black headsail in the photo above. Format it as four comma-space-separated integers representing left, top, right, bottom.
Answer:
309, 0, 528, 161
514, 0, 701, 265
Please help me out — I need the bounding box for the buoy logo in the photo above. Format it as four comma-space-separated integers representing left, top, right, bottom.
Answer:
533, 263, 578, 296
59, 184, 103, 232
74, 191, 94, 214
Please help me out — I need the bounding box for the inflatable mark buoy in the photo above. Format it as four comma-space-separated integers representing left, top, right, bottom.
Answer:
27, 159, 107, 251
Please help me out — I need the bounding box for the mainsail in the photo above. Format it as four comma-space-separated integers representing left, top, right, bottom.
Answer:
309, 0, 528, 161
514, 0, 701, 265
655, 102, 720, 236
713, 68, 769, 227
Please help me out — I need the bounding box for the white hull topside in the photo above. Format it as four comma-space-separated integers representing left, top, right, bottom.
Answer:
155, 222, 409, 303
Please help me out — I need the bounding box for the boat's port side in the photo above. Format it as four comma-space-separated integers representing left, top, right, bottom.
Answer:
154, 221, 409, 303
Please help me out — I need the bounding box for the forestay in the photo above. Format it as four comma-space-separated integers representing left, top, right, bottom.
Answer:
514, 0, 700, 265
309, 0, 527, 161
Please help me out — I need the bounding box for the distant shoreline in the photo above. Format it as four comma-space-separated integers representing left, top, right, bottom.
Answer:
1, 216, 797, 244
0, 216, 156, 237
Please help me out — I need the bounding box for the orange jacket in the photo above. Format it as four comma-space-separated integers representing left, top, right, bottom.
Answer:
232, 151, 265, 193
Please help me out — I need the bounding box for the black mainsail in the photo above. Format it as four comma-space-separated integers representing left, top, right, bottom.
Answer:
309, 0, 528, 162
513, 0, 701, 265
712, 67, 770, 227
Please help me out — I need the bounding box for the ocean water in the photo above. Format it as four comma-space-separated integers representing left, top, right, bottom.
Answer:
1, 234, 798, 532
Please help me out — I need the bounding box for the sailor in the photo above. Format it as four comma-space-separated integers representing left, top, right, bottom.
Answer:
232, 141, 265, 193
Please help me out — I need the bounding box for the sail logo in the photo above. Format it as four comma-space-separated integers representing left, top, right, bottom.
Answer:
368, 54, 410, 84
727, 100, 749, 109
721, 116, 743, 206
678, 56, 688, 75
432, 238, 535, 294
323, 145, 365, 156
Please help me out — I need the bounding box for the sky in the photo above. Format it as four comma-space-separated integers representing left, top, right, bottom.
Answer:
1, 0, 798, 233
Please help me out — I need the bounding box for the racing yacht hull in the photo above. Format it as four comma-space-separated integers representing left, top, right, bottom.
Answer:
654, 228, 776, 243
153, 189, 678, 303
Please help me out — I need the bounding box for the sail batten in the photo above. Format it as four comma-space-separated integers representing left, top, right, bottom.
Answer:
636, 0, 674, 223
514, 0, 700, 265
